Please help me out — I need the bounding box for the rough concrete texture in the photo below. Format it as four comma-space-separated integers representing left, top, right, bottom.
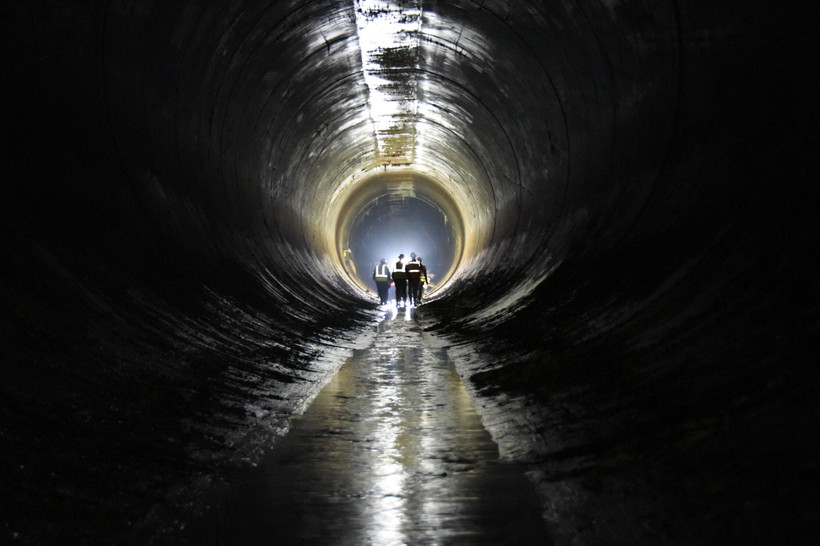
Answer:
2, 1, 818, 544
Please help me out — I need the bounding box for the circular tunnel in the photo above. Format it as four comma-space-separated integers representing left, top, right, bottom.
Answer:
2, 1, 817, 544
333, 170, 465, 294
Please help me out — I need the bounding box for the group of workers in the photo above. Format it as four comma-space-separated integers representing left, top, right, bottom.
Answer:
372, 252, 428, 307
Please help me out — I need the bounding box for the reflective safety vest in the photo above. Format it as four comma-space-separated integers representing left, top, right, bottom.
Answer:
405, 260, 421, 280
392, 261, 406, 281
373, 263, 390, 281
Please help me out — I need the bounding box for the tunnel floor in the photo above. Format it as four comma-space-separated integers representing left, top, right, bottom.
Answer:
180, 305, 550, 545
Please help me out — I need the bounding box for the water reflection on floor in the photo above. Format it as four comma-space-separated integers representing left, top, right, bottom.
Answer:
184, 304, 551, 545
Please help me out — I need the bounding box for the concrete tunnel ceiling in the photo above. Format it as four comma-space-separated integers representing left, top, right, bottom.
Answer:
102, 0, 568, 308
320, 0, 532, 297
181, 0, 558, 305
3, 0, 818, 543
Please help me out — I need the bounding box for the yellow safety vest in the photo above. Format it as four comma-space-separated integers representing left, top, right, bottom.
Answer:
374, 264, 390, 281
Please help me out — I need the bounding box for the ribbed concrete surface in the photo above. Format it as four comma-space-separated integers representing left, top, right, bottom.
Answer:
3, 1, 817, 544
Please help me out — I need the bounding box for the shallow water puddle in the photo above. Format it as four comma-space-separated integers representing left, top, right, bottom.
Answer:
183, 307, 550, 544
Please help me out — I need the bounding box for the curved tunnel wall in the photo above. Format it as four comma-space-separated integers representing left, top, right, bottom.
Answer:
2, 0, 817, 543
333, 170, 466, 292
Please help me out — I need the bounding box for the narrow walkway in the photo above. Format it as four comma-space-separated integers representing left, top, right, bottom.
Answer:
184, 306, 550, 545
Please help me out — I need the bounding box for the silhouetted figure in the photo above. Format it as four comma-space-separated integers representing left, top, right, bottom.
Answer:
405, 254, 422, 306
372, 258, 391, 305
393, 254, 407, 307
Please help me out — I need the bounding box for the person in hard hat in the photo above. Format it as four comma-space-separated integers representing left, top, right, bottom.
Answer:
372, 258, 392, 305
405, 253, 422, 306
393, 254, 407, 307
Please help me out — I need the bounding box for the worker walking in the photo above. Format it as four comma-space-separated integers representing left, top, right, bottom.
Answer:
393, 254, 407, 307
405, 254, 422, 306
372, 258, 392, 305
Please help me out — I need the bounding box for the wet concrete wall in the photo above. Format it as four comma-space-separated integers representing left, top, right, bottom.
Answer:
2, 0, 817, 543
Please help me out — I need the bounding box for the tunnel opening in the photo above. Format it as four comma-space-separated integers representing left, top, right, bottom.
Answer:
330, 169, 466, 298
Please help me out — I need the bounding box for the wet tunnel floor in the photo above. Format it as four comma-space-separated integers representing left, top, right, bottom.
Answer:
182, 305, 551, 545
